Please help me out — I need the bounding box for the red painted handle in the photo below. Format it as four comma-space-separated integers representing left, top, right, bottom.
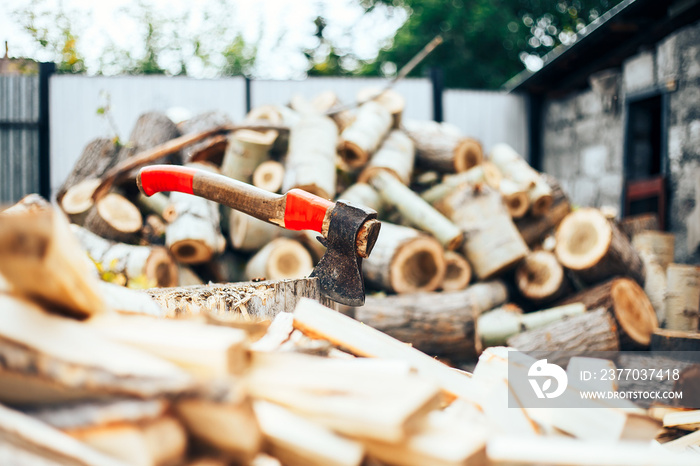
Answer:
284, 189, 333, 232
138, 165, 197, 196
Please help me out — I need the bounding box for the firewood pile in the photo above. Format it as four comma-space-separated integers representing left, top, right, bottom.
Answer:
0, 87, 699, 463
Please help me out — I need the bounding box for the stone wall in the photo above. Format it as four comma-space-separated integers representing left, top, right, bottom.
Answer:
541, 19, 700, 263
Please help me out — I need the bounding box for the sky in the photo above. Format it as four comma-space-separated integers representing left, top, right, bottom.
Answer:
0, 0, 406, 78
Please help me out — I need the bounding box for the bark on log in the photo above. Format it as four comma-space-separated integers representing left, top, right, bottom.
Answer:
71, 224, 178, 288
420, 163, 502, 205
619, 213, 659, 239
145, 277, 329, 320
349, 281, 507, 361
441, 251, 472, 291
435, 184, 529, 279
0, 206, 107, 318
83, 192, 143, 244
59, 177, 99, 224
369, 170, 463, 250
178, 110, 233, 165
515, 250, 570, 304
555, 208, 645, 286
128, 112, 181, 158
357, 87, 405, 128
244, 238, 313, 282
477, 302, 586, 348
403, 120, 483, 173
221, 130, 276, 183
248, 104, 298, 155
56, 138, 120, 204
515, 173, 571, 247
282, 114, 338, 199
507, 308, 620, 358
338, 183, 383, 214
498, 178, 530, 219
362, 222, 446, 294
557, 277, 658, 349
358, 129, 415, 185
338, 101, 392, 168
651, 329, 700, 352
633, 231, 675, 323
665, 264, 700, 331
252, 160, 285, 193
165, 163, 226, 264
229, 209, 284, 252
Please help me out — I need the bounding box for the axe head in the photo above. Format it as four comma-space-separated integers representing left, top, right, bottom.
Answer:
311, 200, 379, 306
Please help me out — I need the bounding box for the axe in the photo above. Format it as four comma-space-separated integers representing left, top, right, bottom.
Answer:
137, 165, 381, 306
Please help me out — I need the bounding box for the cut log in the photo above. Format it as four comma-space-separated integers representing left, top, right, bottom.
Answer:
665, 264, 700, 331
619, 213, 659, 238
632, 231, 675, 268
71, 224, 178, 288
515, 173, 571, 247
129, 111, 181, 157
248, 104, 298, 155
145, 277, 328, 320
358, 130, 415, 185
283, 114, 338, 199
60, 177, 102, 224
349, 281, 508, 360
338, 101, 392, 168
141, 214, 166, 245
56, 138, 120, 204
555, 208, 645, 286
477, 302, 586, 348
633, 231, 675, 324
252, 160, 285, 193
246, 351, 442, 443
178, 110, 233, 164
337, 183, 383, 213
558, 277, 658, 348
362, 222, 446, 294
435, 184, 529, 279
403, 120, 483, 173
0, 294, 193, 403
28, 399, 169, 431
664, 410, 700, 430
498, 178, 530, 219
419, 163, 502, 205
229, 209, 284, 252
83, 192, 143, 244
88, 314, 249, 376
357, 87, 405, 128
221, 130, 274, 183
515, 250, 570, 304
176, 395, 262, 462
292, 298, 479, 400
0, 206, 106, 318
165, 163, 226, 264
369, 170, 463, 250
441, 251, 472, 291
651, 329, 700, 352
507, 308, 620, 357
137, 192, 169, 218
244, 238, 313, 281
253, 400, 365, 466
0, 404, 128, 466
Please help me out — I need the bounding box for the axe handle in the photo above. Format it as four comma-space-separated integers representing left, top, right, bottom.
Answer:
137, 165, 333, 233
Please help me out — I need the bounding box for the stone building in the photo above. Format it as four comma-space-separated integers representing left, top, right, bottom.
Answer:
508, 0, 700, 263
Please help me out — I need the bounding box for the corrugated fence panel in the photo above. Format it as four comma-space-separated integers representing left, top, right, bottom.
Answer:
50, 75, 247, 197
251, 77, 433, 122
0, 75, 40, 205
444, 89, 528, 159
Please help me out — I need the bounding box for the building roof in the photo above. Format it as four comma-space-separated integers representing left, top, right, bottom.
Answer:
505, 0, 700, 96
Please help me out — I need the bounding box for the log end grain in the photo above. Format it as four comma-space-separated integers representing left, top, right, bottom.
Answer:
515, 251, 566, 302
453, 138, 483, 172
145, 247, 179, 288
555, 208, 612, 271
610, 278, 658, 347
390, 235, 446, 293
338, 140, 370, 169
252, 160, 285, 193
441, 251, 472, 291
60, 178, 101, 218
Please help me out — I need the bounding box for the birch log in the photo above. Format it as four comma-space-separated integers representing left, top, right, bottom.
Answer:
338, 183, 383, 214
244, 238, 314, 282
403, 120, 483, 172
441, 251, 472, 291
436, 184, 529, 279
369, 170, 463, 250
349, 281, 508, 360
0, 206, 107, 318
498, 178, 530, 218
651, 329, 700, 352
358, 129, 415, 185
619, 213, 659, 239
229, 209, 284, 252
71, 224, 178, 288
338, 101, 392, 168
221, 130, 276, 183
555, 208, 645, 286
420, 163, 502, 205
515, 173, 571, 247
665, 264, 700, 331
633, 231, 675, 323
477, 302, 586, 348
557, 277, 658, 349
357, 87, 405, 128
363, 222, 446, 294
515, 250, 570, 304
165, 163, 226, 264
507, 308, 620, 357
253, 160, 285, 193
283, 114, 338, 199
